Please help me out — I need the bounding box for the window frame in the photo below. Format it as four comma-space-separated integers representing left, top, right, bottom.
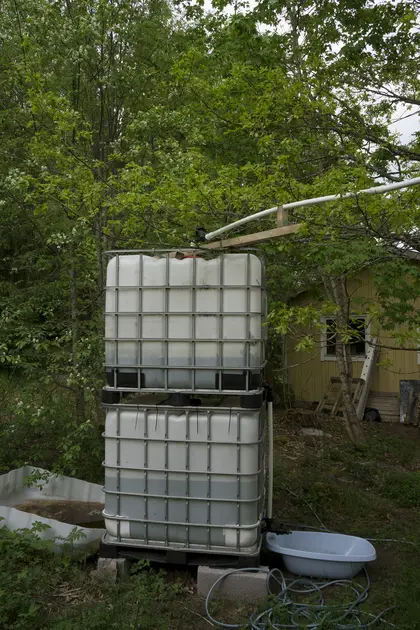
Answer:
320, 315, 371, 362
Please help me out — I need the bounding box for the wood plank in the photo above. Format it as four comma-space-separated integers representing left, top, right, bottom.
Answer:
277, 207, 288, 227
353, 380, 363, 406
202, 223, 301, 249
316, 380, 335, 413
330, 391, 342, 416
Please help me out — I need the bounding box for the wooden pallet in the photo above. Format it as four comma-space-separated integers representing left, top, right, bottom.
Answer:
367, 392, 399, 423
99, 534, 261, 567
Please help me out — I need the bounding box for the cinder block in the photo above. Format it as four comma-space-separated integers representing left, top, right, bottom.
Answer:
92, 557, 118, 583
91, 557, 131, 583
197, 565, 268, 603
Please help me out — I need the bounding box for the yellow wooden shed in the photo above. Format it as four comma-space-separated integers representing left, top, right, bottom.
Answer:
285, 269, 420, 422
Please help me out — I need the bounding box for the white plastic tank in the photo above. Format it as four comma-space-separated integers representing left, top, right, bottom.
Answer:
103, 397, 265, 554
105, 252, 266, 392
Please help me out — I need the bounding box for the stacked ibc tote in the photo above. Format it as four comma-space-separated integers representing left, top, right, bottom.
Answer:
100, 249, 269, 566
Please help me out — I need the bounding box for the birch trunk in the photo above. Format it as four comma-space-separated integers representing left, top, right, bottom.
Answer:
322, 274, 364, 445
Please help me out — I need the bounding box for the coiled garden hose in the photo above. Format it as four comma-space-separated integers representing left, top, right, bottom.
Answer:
205, 567, 396, 629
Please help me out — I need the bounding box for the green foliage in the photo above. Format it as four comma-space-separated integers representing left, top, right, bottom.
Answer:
0, 0, 419, 411
0, 523, 69, 630
0, 525, 182, 630
0, 375, 103, 481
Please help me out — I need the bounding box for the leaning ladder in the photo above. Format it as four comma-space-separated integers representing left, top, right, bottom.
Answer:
356, 339, 379, 420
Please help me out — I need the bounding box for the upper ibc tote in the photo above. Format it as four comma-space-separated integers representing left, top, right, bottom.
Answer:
104, 250, 267, 395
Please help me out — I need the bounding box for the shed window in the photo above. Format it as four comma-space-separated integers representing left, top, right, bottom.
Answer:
323, 316, 368, 360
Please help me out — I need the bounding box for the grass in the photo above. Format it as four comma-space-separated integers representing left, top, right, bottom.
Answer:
2, 409, 420, 629
271, 410, 420, 629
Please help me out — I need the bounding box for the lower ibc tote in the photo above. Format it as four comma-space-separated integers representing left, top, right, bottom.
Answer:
99, 249, 267, 566
100, 395, 266, 564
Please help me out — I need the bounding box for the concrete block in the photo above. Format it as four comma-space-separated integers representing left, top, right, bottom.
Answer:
300, 428, 332, 439
300, 428, 324, 437
197, 566, 268, 603
91, 557, 131, 583
91, 557, 118, 583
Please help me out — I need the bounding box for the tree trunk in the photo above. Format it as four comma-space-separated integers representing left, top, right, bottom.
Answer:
334, 329, 365, 446
322, 274, 364, 446
286, 3, 304, 80
95, 212, 104, 303
70, 243, 85, 423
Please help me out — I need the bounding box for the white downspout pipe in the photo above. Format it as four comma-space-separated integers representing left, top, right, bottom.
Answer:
204, 176, 420, 242
267, 398, 274, 522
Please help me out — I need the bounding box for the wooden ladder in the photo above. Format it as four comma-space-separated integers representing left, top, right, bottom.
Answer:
316, 377, 363, 416
316, 339, 379, 418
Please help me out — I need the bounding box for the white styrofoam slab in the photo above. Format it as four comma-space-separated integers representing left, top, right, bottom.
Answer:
0, 466, 105, 552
